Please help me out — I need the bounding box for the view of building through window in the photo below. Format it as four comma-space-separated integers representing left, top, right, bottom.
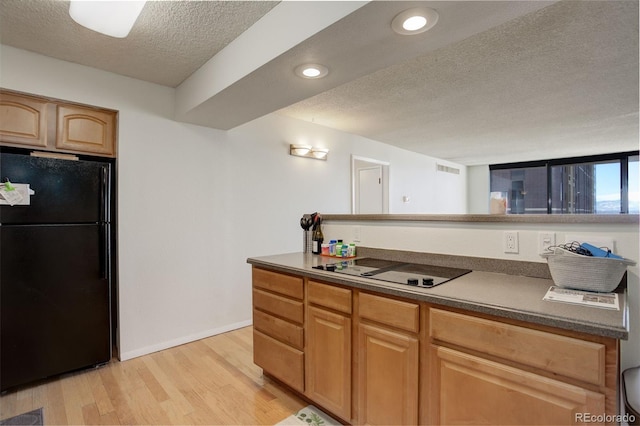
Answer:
490, 152, 639, 214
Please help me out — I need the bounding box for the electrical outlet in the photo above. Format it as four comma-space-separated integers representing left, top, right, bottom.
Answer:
353, 226, 361, 243
504, 231, 519, 253
538, 232, 556, 255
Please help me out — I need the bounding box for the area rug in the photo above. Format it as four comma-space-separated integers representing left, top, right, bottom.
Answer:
0, 408, 43, 426
275, 405, 342, 426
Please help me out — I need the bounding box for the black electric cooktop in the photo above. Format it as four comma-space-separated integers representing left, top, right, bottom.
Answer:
313, 258, 471, 289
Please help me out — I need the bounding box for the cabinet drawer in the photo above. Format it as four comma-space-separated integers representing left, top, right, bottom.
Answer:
429, 309, 606, 386
253, 289, 304, 324
253, 309, 304, 349
308, 280, 352, 314
359, 292, 419, 333
254, 330, 304, 393
253, 268, 303, 300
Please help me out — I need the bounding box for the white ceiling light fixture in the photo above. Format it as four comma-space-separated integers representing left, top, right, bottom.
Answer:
295, 64, 329, 79
69, 1, 147, 38
391, 7, 439, 35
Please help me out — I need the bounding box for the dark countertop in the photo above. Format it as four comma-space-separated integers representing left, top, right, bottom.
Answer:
247, 252, 629, 340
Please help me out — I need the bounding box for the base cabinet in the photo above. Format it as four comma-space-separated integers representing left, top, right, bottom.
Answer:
430, 345, 605, 425
356, 292, 420, 425
251, 267, 619, 426
357, 323, 419, 425
306, 306, 351, 420
252, 268, 305, 393
428, 308, 615, 425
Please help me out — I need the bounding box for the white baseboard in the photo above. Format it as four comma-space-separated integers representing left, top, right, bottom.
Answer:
118, 319, 253, 361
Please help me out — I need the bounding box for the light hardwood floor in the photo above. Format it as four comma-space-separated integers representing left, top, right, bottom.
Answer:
0, 326, 307, 425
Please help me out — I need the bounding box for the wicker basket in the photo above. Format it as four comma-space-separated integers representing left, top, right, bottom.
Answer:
541, 247, 636, 293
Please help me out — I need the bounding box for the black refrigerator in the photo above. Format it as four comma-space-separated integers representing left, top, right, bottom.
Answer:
0, 149, 114, 392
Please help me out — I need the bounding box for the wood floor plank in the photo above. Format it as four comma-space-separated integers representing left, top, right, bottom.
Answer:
81, 403, 101, 425
60, 374, 89, 425
97, 362, 139, 425
14, 387, 30, 409
43, 380, 68, 425
135, 364, 170, 403
98, 410, 122, 425
126, 384, 173, 425
0, 392, 17, 420
0, 326, 306, 425
84, 369, 116, 416
142, 355, 194, 416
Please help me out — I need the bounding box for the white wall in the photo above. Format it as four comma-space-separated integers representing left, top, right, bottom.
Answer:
323, 220, 640, 371
0, 45, 466, 360
0, 46, 243, 359
388, 151, 467, 214
468, 165, 491, 213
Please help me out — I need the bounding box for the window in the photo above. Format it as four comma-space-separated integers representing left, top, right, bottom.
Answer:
490, 152, 639, 214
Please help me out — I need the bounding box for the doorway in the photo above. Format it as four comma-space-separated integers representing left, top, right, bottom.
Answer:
352, 156, 389, 214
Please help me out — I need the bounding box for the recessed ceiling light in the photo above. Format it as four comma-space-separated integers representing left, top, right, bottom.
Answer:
391, 7, 439, 36
403, 15, 427, 31
295, 64, 329, 79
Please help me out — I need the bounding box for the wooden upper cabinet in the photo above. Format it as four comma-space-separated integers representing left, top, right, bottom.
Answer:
56, 104, 116, 156
0, 90, 117, 158
0, 92, 48, 148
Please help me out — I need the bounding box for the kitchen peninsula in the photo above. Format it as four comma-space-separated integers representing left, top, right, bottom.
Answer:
248, 249, 627, 425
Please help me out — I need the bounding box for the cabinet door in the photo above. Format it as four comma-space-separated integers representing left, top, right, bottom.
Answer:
429, 345, 605, 425
358, 323, 419, 425
57, 104, 116, 156
306, 306, 351, 421
0, 92, 48, 147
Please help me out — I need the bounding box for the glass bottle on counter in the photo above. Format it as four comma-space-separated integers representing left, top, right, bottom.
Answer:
312, 216, 324, 255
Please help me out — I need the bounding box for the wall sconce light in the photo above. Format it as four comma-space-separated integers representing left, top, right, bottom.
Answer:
290, 144, 329, 161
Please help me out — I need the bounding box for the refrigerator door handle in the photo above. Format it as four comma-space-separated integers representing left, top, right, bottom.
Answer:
100, 165, 109, 223
100, 223, 109, 280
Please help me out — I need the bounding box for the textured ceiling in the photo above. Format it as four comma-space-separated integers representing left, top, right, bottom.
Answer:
0, 1, 637, 165
0, 0, 279, 87
279, 0, 640, 165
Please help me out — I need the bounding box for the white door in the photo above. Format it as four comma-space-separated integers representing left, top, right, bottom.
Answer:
358, 166, 383, 214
